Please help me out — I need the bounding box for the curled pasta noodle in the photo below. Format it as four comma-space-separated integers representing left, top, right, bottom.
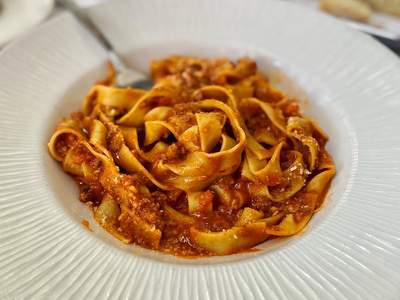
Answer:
190, 222, 269, 255
48, 56, 335, 256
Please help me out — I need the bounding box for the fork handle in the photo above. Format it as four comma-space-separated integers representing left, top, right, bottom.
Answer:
56, 0, 128, 72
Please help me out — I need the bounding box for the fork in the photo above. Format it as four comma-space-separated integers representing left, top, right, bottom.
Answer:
57, 0, 153, 89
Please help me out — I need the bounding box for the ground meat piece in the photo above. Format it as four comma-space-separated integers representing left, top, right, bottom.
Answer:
282, 101, 300, 117
249, 196, 273, 214
119, 210, 162, 249
253, 78, 285, 103
165, 143, 187, 162
166, 104, 197, 134
106, 122, 125, 153
54, 133, 80, 158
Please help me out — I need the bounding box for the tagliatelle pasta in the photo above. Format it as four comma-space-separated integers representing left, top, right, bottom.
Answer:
48, 56, 335, 256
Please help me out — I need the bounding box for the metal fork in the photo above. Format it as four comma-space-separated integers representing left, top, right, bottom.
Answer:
57, 0, 152, 89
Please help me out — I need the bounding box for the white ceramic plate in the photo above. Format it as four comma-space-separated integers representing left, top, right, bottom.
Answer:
0, 0, 54, 47
1, 0, 400, 299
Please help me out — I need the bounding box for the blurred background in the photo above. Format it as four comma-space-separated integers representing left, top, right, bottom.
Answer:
0, 0, 399, 55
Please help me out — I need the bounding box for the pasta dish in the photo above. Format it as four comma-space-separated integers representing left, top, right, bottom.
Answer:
48, 56, 335, 256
